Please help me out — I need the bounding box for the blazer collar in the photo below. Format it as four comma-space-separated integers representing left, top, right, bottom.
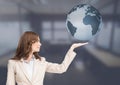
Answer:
20, 56, 35, 62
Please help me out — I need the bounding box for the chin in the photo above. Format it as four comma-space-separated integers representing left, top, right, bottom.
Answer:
34, 50, 40, 53
33, 48, 40, 52
36, 50, 40, 52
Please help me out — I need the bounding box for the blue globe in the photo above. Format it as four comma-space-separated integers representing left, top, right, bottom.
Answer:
66, 4, 102, 42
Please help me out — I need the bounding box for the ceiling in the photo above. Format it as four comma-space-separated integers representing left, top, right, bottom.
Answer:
0, 0, 119, 15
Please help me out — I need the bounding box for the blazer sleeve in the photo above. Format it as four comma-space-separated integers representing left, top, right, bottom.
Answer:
45, 49, 76, 74
6, 60, 16, 85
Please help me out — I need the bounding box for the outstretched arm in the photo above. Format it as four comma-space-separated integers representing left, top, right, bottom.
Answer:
46, 42, 88, 74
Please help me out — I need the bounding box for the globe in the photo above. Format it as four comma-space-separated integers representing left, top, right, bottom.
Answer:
66, 4, 102, 42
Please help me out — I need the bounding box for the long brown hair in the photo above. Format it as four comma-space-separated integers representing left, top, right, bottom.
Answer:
12, 31, 41, 60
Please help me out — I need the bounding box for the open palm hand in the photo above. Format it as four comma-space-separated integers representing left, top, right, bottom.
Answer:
70, 42, 88, 51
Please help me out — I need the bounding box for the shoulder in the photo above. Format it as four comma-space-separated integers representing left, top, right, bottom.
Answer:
8, 59, 18, 65
40, 57, 46, 61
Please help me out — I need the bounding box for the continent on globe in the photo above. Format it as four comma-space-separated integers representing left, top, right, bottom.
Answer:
67, 21, 77, 36
66, 4, 102, 43
83, 15, 100, 35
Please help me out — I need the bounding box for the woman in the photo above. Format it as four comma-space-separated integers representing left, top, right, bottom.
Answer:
6, 31, 88, 85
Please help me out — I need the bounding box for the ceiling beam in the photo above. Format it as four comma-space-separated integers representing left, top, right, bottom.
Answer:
6, 0, 37, 13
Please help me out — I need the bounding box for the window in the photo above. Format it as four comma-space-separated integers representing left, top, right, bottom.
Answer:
41, 20, 73, 44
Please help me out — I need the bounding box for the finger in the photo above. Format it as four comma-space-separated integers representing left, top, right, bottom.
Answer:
80, 42, 88, 45
72, 42, 88, 48
76, 42, 88, 46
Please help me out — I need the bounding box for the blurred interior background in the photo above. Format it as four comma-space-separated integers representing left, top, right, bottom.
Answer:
0, 0, 120, 85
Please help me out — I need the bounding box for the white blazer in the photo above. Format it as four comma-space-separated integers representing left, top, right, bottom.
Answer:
6, 50, 76, 85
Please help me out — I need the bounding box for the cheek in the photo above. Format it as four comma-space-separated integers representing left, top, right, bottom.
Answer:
32, 44, 36, 50
32, 43, 39, 50
31, 42, 40, 51
32, 44, 36, 48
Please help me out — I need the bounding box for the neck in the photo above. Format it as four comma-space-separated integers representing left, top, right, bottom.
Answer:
27, 52, 33, 62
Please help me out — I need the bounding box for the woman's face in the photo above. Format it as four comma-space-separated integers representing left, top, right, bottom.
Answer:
31, 37, 41, 53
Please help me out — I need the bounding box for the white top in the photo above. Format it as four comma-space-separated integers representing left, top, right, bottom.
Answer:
23, 57, 35, 80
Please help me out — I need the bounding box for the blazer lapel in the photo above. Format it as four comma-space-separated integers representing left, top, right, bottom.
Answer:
18, 61, 32, 82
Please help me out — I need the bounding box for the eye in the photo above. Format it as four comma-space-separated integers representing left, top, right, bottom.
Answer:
36, 40, 39, 42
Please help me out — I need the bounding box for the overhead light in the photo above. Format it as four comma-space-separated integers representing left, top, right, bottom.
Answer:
33, 0, 47, 5
40, 0, 47, 4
